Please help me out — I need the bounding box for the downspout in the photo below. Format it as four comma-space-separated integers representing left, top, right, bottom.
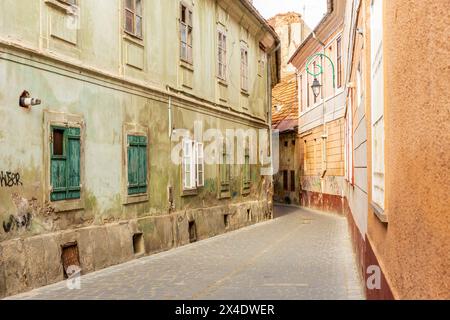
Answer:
268, 41, 281, 177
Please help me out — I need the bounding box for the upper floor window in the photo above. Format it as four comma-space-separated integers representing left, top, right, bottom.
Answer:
337, 36, 343, 88
125, 0, 143, 38
180, 4, 193, 64
240, 44, 249, 92
217, 30, 227, 80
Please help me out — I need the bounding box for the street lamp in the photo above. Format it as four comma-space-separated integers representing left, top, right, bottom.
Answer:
311, 78, 322, 98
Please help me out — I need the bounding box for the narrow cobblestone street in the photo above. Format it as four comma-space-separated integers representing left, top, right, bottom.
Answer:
7, 206, 365, 300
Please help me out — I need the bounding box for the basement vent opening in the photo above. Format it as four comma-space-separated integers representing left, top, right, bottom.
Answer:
224, 214, 230, 229
61, 242, 81, 279
247, 209, 252, 222
133, 233, 145, 255
189, 220, 197, 243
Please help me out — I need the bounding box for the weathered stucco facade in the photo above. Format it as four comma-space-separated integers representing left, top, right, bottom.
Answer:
290, 0, 346, 214
0, 0, 280, 297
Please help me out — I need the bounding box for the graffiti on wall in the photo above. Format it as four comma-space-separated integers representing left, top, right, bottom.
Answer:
2, 193, 55, 234
0, 171, 23, 188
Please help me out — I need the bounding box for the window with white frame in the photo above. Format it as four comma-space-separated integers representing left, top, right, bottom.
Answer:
217, 30, 227, 80
370, 0, 385, 211
124, 0, 143, 38
180, 3, 193, 64
182, 138, 204, 190
240, 44, 249, 92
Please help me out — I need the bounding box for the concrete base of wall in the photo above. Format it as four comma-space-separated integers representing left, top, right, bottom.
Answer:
364, 238, 395, 300
343, 197, 394, 300
344, 198, 365, 280
300, 190, 344, 215
0, 199, 272, 298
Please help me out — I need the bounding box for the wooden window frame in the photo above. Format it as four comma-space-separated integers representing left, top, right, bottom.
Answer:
44, 111, 85, 213
50, 126, 81, 202
217, 30, 227, 81
124, 0, 143, 39
182, 138, 204, 194
122, 123, 149, 205
180, 2, 193, 65
240, 43, 249, 93
127, 135, 148, 196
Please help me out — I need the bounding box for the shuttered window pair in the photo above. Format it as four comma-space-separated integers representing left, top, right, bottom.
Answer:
127, 135, 148, 195
183, 138, 204, 190
50, 126, 81, 201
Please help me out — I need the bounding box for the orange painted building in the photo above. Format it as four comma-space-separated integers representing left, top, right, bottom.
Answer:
343, 0, 450, 299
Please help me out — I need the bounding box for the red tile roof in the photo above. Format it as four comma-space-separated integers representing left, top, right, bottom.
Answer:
272, 73, 299, 132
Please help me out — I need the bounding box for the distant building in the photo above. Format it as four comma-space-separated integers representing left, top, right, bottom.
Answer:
268, 12, 310, 205
268, 12, 311, 78
289, 0, 346, 213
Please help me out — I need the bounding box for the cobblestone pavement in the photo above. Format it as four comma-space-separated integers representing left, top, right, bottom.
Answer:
7, 206, 365, 300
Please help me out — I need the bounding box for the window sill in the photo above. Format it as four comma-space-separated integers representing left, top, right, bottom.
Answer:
123, 33, 144, 47
52, 199, 85, 213
242, 188, 251, 196
45, 0, 77, 14
182, 188, 198, 197
371, 201, 388, 224
123, 194, 149, 205
241, 90, 250, 97
217, 78, 228, 87
180, 60, 194, 71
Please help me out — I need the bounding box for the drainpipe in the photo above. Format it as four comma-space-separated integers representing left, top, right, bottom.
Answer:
166, 85, 174, 139
268, 41, 281, 177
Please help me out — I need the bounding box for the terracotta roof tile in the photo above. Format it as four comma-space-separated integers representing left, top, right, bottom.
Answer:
272, 73, 299, 131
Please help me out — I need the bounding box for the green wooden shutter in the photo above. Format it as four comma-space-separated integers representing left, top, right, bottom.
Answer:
128, 135, 147, 195
51, 126, 81, 201
67, 128, 81, 200
51, 126, 67, 201
138, 136, 148, 194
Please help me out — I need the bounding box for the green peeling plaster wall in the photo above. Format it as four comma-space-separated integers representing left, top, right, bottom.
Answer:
0, 0, 275, 242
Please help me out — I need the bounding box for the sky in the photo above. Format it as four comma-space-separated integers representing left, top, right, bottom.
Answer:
253, 0, 327, 29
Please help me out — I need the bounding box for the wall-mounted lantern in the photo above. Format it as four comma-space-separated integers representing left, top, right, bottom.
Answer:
311, 78, 322, 99
19, 91, 42, 109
